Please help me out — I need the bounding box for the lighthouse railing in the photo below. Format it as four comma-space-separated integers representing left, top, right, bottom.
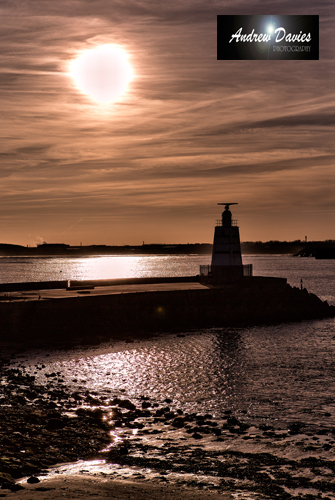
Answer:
199, 264, 253, 277
216, 219, 238, 227
199, 265, 211, 276
243, 264, 253, 276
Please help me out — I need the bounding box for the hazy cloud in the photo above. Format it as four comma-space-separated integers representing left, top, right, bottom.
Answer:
0, 0, 334, 244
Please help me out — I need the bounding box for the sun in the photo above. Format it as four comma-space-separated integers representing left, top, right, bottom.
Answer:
266, 24, 275, 35
70, 44, 133, 103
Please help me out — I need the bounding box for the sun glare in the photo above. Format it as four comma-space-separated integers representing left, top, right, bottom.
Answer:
267, 24, 274, 34
70, 44, 133, 103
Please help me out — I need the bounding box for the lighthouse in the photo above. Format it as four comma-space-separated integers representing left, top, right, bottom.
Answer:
208, 203, 250, 282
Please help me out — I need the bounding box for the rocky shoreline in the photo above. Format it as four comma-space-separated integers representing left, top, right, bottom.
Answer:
1, 356, 335, 499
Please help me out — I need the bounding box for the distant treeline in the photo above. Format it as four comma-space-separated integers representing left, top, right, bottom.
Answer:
242, 240, 335, 256
242, 240, 335, 257
0, 243, 212, 256
0, 240, 334, 257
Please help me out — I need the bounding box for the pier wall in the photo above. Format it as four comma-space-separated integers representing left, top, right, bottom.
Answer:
0, 276, 200, 293
0, 279, 333, 346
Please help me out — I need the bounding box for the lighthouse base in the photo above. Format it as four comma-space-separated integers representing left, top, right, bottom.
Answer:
200, 264, 253, 284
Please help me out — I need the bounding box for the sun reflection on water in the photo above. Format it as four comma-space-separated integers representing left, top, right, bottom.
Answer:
18, 316, 335, 427
0, 255, 211, 283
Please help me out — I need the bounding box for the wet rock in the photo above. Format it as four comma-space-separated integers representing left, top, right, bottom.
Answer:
322, 443, 332, 451
227, 416, 240, 426
288, 421, 304, 435
263, 430, 277, 438
171, 417, 185, 428
46, 418, 66, 431
228, 426, 243, 434
21, 464, 40, 476
259, 424, 274, 431
160, 406, 171, 414
107, 443, 130, 462
164, 412, 175, 420
119, 400, 136, 411
0, 482, 25, 492
86, 395, 102, 405
131, 422, 144, 429
27, 476, 40, 484
0, 472, 15, 487
25, 390, 38, 400
47, 401, 57, 409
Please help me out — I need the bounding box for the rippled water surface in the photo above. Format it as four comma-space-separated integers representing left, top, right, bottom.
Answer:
16, 319, 335, 429
0, 255, 211, 283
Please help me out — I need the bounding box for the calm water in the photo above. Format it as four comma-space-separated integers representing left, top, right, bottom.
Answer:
5, 254, 335, 429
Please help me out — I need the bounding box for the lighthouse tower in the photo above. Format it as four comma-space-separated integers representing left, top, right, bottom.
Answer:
210, 203, 245, 282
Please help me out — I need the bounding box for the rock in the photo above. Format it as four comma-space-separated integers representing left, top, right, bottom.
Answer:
192, 432, 203, 439
0, 472, 15, 486
113, 399, 136, 411
288, 421, 303, 435
46, 418, 65, 431
227, 416, 240, 426
21, 464, 41, 476
132, 422, 144, 429
107, 443, 130, 461
89, 408, 104, 419
171, 417, 185, 428
121, 400, 137, 411
27, 476, 40, 484
86, 396, 101, 406
164, 412, 175, 420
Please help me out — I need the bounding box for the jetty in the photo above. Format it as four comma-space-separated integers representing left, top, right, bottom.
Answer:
0, 204, 334, 346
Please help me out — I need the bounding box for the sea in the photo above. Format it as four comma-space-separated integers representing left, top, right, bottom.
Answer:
3, 254, 335, 497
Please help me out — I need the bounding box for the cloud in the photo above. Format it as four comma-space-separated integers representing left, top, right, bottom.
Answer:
0, 0, 333, 244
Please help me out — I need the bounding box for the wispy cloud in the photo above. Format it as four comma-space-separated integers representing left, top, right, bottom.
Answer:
0, 0, 334, 244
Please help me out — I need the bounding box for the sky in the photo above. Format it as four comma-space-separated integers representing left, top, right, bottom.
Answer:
0, 0, 334, 246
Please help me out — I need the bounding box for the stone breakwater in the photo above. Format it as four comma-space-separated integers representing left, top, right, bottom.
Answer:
1, 359, 335, 499
0, 277, 334, 346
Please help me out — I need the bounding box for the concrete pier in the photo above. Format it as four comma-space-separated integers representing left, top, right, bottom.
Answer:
0, 276, 333, 347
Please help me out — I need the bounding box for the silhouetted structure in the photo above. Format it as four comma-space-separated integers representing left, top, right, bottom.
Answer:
200, 204, 252, 282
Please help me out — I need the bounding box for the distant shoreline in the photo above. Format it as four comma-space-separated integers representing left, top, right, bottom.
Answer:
0, 240, 334, 257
